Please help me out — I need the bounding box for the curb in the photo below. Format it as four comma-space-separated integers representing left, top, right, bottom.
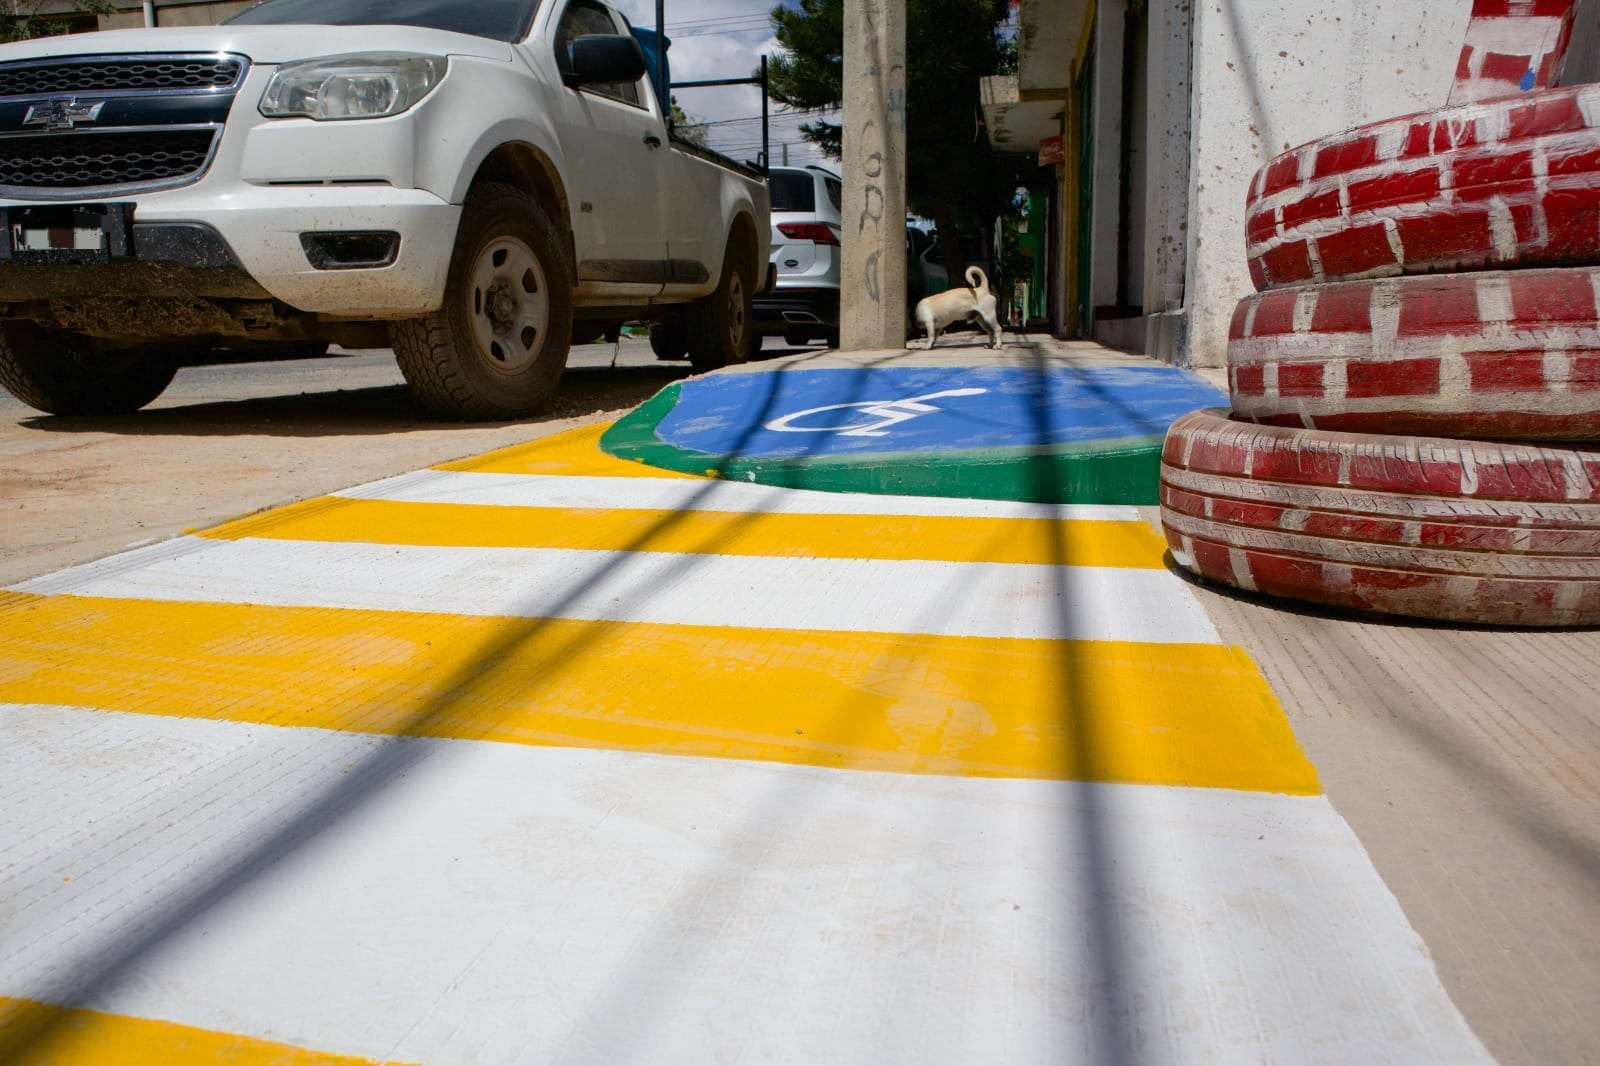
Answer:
600, 383, 1172, 504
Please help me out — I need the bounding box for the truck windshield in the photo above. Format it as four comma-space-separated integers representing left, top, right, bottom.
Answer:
225, 0, 541, 43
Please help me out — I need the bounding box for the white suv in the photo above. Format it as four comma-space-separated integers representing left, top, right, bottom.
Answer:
751, 165, 841, 348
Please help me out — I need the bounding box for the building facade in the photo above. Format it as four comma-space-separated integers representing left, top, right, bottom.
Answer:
985, 0, 1599, 368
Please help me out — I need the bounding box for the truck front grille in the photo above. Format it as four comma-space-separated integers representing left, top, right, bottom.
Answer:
0, 129, 217, 190
0, 53, 246, 196
0, 57, 245, 97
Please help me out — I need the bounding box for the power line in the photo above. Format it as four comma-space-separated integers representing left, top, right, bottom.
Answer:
664, 12, 771, 29
683, 108, 832, 128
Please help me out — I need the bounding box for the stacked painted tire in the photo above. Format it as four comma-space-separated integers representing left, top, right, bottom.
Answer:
1161, 0, 1600, 626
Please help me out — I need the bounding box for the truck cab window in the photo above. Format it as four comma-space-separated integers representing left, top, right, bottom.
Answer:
554, 0, 641, 107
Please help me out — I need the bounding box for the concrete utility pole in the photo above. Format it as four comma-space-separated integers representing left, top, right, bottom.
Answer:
840, 0, 906, 351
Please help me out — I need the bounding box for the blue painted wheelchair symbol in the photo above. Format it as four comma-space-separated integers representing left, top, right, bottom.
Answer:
764, 388, 989, 438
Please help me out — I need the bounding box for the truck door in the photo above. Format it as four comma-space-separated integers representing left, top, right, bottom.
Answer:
549, 0, 670, 292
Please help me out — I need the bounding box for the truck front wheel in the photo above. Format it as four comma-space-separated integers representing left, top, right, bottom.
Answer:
685, 237, 754, 373
393, 182, 573, 420
0, 322, 177, 415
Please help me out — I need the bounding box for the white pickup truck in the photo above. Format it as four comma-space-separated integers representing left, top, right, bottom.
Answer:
0, 0, 770, 419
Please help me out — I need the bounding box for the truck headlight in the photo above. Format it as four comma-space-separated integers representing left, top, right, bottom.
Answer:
259, 54, 446, 121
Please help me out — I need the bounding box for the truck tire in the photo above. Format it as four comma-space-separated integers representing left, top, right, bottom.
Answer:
1245, 83, 1600, 290
685, 236, 754, 373
393, 182, 572, 420
1160, 410, 1600, 626
649, 320, 688, 360
1228, 266, 1600, 440
0, 322, 176, 416
1449, 0, 1583, 106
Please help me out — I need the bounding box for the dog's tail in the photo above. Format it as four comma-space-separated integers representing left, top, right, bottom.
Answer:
965, 266, 990, 293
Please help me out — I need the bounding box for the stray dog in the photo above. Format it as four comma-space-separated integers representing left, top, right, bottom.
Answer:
910, 266, 1004, 350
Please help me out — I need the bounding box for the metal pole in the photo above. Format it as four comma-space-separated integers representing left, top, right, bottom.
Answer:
760, 54, 769, 174
654, 0, 667, 118
142, 0, 155, 26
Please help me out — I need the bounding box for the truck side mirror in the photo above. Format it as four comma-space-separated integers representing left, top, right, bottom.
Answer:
564, 35, 648, 88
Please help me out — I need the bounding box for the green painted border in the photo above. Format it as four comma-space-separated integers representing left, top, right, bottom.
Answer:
599, 382, 1168, 504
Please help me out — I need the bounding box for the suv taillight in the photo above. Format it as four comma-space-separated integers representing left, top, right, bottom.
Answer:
777, 222, 840, 246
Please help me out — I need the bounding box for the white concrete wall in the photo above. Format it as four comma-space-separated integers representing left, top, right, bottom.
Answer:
1090, 1, 1127, 318
1124, 15, 1149, 313
1566, 0, 1600, 86
1181, 0, 1472, 367
1142, 0, 1192, 363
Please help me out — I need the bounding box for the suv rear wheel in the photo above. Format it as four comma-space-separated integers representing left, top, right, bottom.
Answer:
685, 237, 754, 373
649, 319, 688, 360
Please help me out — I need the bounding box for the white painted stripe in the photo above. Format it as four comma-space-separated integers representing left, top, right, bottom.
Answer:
337, 470, 1145, 523
1375, 121, 1406, 161
1439, 350, 1472, 405
1306, 234, 1326, 283
1488, 198, 1519, 260
1440, 114, 1477, 153
1228, 548, 1257, 592
1384, 217, 1406, 268
1297, 145, 1316, 182
11, 536, 1221, 645
1369, 285, 1403, 352
0, 705, 1495, 1065
1581, 85, 1600, 128
1292, 289, 1317, 333
1324, 357, 1350, 405
1545, 350, 1573, 393
1461, 15, 1569, 55
1474, 274, 1514, 324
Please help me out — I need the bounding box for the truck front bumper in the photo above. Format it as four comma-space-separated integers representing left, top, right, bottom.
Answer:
0, 186, 461, 318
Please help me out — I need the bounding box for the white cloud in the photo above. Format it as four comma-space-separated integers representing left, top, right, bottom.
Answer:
608, 0, 832, 167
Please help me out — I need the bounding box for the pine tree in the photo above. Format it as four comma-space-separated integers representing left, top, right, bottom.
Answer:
764, 0, 1028, 283
2, 0, 117, 42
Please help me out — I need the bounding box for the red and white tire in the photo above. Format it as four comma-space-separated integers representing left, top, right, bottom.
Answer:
1228, 266, 1600, 440
1449, 0, 1583, 106
1245, 83, 1600, 290
1160, 410, 1600, 626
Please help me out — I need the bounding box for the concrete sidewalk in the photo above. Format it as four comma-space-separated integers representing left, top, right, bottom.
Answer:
604, 338, 1226, 503
0, 334, 1592, 1064
610, 334, 1600, 1066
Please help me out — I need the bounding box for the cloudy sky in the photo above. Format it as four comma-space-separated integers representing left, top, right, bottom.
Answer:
608, 0, 839, 171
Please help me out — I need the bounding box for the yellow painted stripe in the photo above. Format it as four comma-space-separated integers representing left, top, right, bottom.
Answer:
0, 996, 410, 1066
435, 422, 700, 478
201, 496, 1170, 569
0, 592, 1318, 794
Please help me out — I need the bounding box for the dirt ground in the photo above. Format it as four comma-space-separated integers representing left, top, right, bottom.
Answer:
0, 343, 689, 585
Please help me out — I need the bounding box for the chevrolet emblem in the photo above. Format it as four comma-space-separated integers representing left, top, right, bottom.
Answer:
23, 97, 106, 131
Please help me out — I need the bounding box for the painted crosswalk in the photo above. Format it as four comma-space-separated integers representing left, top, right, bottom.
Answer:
0, 426, 1493, 1064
